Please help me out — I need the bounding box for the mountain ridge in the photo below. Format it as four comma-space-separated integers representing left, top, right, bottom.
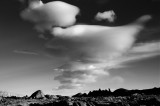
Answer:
72, 87, 160, 97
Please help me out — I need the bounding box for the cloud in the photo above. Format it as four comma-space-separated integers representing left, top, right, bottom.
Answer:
20, 0, 156, 90
107, 41, 160, 69
48, 15, 151, 61
21, 0, 79, 32
94, 10, 116, 22
56, 84, 82, 90
122, 42, 160, 62
53, 61, 109, 89
53, 41, 159, 90
131, 42, 160, 53
47, 15, 152, 89
13, 50, 39, 55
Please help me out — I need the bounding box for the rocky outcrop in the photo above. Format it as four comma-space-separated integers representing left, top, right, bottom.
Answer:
30, 90, 46, 99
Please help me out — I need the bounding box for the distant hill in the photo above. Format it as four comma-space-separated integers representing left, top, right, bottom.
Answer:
113, 87, 160, 96
72, 87, 160, 97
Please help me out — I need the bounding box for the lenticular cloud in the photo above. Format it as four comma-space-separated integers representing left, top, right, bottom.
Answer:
47, 15, 151, 89
20, 0, 152, 90
48, 15, 151, 62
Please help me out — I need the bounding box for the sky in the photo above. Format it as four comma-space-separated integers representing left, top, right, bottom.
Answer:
0, 0, 159, 96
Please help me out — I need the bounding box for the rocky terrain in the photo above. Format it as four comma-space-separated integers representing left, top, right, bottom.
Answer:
0, 87, 160, 106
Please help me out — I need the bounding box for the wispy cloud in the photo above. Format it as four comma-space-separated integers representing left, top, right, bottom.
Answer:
100, 41, 160, 70
13, 50, 39, 55
131, 42, 160, 53
119, 42, 160, 64
53, 62, 109, 90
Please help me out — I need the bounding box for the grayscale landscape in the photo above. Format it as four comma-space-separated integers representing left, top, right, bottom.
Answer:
0, 0, 159, 105
0, 87, 160, 106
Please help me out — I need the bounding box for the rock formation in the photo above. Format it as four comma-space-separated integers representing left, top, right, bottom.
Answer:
30, 90, 46, 99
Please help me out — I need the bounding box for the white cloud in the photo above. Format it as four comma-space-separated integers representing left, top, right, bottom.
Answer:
53, 62, 109, 89
48, 15, 151, 61
130, 42, 160, 53
118, 42, 160, 65
94, 10, 116, 22
20, 0, 156, 90
97, 41, 160, 71
21, 0, 79, 32
48, 15, 152, 89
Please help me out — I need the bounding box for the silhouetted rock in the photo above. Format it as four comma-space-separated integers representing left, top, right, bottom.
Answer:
30, 90, 46, 99
113, 88, 129, 96
73, 87, 160, 97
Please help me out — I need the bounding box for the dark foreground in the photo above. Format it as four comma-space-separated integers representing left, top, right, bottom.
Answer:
0, 94, 160, 106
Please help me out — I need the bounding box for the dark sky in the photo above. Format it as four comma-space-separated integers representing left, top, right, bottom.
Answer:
0, 0, 159, 96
